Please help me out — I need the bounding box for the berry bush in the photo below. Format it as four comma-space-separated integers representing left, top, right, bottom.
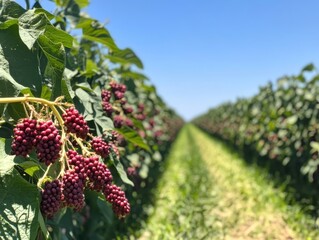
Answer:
0, 1, 183, 239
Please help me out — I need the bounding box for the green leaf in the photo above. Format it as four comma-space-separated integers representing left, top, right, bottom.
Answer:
75, 0, 89, 8
107, 48, 143, 69
18, 161, 40, 177
116, 126, 151, 152
0, 19, 18, 29
94, 115, 114, 130
0, 0, 26, 19
38, 213, 51, 240
310, 142, 319, 152
109, 153, 134, 186
0, 138, 40, 240
38, 34, 66, 100
117, 70, 149, 81
44, 25, 74, 49
0, 68, 25, 117
301, 63, 315, 73
83, 59, 100, 77
96, 197, 113, 224
0, 171, 40, 240
40, 85, 52, 100
76, 17, 118, 51
286, 115, 298, 125
0, 25, 42, 96
18, 10, 48, 50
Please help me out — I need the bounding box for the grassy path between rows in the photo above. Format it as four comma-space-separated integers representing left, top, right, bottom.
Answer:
139, 124, 319, 239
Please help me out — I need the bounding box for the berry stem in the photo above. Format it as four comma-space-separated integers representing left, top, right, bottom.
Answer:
0, 96, 64, 127
37, 163, 53, 189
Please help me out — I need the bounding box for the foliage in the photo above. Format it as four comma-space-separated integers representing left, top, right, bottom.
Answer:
0, 0, 183, 239
193, 64, 319, 212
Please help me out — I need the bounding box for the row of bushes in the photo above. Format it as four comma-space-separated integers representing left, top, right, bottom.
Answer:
193, 64, 319, 208
0, 1, 183, 239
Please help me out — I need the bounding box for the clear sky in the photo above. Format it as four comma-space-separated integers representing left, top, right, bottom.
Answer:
16, 0, 319, 120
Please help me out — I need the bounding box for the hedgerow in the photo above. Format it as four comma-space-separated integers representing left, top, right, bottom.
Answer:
0, 0, 183, 239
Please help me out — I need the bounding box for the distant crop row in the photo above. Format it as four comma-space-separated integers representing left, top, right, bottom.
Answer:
194, 64, 319, 191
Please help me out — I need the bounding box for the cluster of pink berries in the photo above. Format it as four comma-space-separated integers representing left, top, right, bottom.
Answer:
101, 81, 135, 129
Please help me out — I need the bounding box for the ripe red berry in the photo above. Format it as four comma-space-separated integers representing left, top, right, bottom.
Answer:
101, 90, 112, 102
62, 170, 85, 211
85, 156, 113, 191
125, 118, 134, 128
62, 107, 89, 139
123, 105, 133, 115
91, 137, 110, 158
135, 113, 146, 121
113, 115, 124, 128
114, 91, 124, 100
67, 150, 87, 180
102, 102, 113, 117
36, 121, 62, 165
11, 118, 37, 157
40, 180, 62, 218
103, 184, 130, 218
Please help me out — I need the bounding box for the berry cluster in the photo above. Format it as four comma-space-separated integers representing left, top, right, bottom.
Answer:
135, 103, 146, 121
67, 150, 87, 180
68, 150, 113, 191
103, 184, 130, 218
91, 137, 110, 158
11, 119, 37, 157
101, 81, 135, 129
62, 107, 89, 139
11, 119, 62, 165
36, 121, 62, 165
40, 180, 63, 218
85, 155, 113, 191
62, 170, 85, 211
109, 81, 126, 100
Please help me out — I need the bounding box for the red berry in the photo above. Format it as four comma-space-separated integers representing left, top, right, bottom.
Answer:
91, 137, 110, 158
123, 105, 133, 115
101, 90, 112, 102
11, 118, 37, 157
67, 150, 87, 180
62, 107, 89, 139
62, 170, 85, 211
113, 115, 124, 128
102, 102, 113, 117
85, 156, 113, 191
36, 121, 62, 165
114, 91, 124, 100
103, 184, 130, 218
40, 180, 62, 218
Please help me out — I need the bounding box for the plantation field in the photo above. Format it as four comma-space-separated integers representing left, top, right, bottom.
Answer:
140, 125, 319, 239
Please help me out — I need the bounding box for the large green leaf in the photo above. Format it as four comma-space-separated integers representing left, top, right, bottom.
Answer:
107, 48, 143, 69
76, 17, 118, 51
109, 153, 134, 186
0, 171, 40, 240
0, 25, 42, 96
18, 10, 48, 50
0, 138, 40, 240
117, 126, 151, 152
38, 34, 66, 100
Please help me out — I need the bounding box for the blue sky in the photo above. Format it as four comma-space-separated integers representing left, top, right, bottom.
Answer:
16, 0, 319, 120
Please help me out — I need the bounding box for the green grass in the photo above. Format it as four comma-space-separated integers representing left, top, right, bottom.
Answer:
139, 124, 319, 239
